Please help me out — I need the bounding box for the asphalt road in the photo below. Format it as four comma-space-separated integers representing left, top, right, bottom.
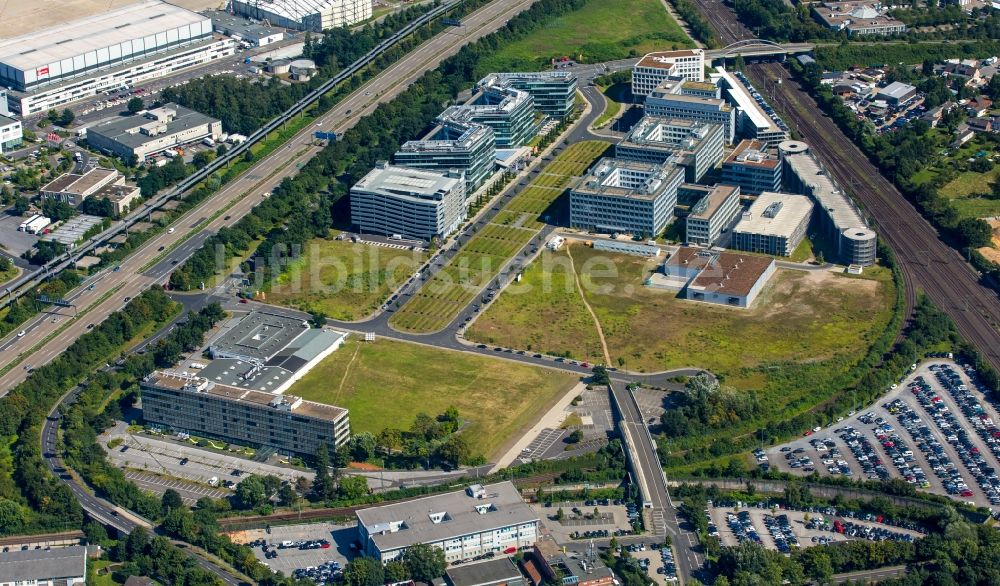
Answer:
0, 0, 541, 394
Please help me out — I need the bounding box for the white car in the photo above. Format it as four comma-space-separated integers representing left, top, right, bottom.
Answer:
17, 330, 25, 337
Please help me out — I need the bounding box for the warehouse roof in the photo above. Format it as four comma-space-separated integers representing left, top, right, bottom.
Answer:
41, 167, 118, 195
446, 558, 523, 586
666, 247, 775, 297
88, 104, 220, 150
233, 0, 346, 20
876, 81, 916, 101
0, 0, 208, 71
733, 192, 813, 238
0, 545, 87, 583
357, 482, 536, 553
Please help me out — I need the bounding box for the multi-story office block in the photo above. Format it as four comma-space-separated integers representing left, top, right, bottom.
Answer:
141, 370, 351, 457
731, 191, 813, 256
721, 139, 782, 195
0, 114, 22, 154
632, 49, 706, 97
440, 82, 535, 148
615, 116, 724, 182
357, 483, 538, 563
487, 72, 578, 118
570, 158, 683, 237
351, 163, 466, 240
685, 184, 742, 247
644, 79, 736, 143
715, 68, 789, 147
395, 119, 495, 195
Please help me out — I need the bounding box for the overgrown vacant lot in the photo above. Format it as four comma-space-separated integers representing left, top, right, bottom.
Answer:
469, 244, 896, 390
266, 234, 427, 321
477, 0, 692, 71
291, 338, 577, 458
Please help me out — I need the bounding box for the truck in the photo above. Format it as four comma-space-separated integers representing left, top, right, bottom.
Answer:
202, 137, 215, 147
24, 216, 51, 234
163, 149, 177, 158
18, 214, 41, 232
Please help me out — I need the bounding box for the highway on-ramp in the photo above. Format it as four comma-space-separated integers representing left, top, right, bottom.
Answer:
0, 0, 541, 394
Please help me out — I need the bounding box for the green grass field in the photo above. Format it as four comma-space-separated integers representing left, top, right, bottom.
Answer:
477, 0, 692, 72
469, 244, 896, 387
909, 134, 1000, 220
291, 338, 577, 458
266, 233, 428, 321
389, 141, 608, 333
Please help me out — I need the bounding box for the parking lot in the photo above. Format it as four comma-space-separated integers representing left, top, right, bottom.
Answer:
226, 522, 354, 579
708, 506, 921, 551
124, 469, 230, 505
766, 360, 1000, 509
532, 500, 637, 543
629, 543, 678, 584
0, 213, 39, 258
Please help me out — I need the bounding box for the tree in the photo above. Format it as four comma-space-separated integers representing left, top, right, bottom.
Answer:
13, 196, 30, 216
556, 507, 565, 521
343, 557, 384, 586
58, 109, 75, 127
234, 475, 268, 509
337, 475, 369, 500
192, 150, 216, 169
957, 217, 992, 248
0, 499, 23, 533
403, 543, 447, 582
278, 483, 299, 507
311, 443, 337, 501
591, 364, 609, 385
161, 489, 183, 514
385, 560, 409, 583
349, 431, 377, 461
127, 97, 145, 113
567, 429, 584, 444
377, 428, 403, 455
437, 434, 471, 468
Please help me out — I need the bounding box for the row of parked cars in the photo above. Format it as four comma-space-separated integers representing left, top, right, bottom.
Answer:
725, 510, 761, 545
806, 518, 916, 543
838, 425, 890, 480
292, 561, 342, 585
762, 514, 799, 553
811, 436, 852, 476
655, 543, 678, 582
932, 364, 1000, 505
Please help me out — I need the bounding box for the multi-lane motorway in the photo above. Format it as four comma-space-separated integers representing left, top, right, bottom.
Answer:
0, 0, 541, 393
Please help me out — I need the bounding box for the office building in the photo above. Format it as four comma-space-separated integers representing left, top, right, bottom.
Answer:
812, 1, 906, 36
731, 192, 813, 256
523, 547, 615, 586
395, 117, 495, 195
441, 81, 535, 148
570, 158, 683, 237
615, 116, 725, 182
40, 167, 122, 207
715, 68, 789, 147
351, 163, 466, 240
875, 81, 917, 106
779, 140, 876, 265
141, 370, 351, 456
645, 79, 736, 142
662, 247, 776, 308
230, 0, 372, 31
446, 558, 525, 586
487, 72, 578, 118
0, 114, 21, 154
0, 1, 235, 116
356, 482, 538, 563
632, 49, 706, 97
0, 545, 87, 586
685, 184, 742, 247
98, 184, 143, 216
721, 139, 782, 195
86, 104, 222, 163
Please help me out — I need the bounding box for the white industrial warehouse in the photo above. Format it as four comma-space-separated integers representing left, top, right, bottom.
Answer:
0, 0, 235, 116
229, 0, 373, 32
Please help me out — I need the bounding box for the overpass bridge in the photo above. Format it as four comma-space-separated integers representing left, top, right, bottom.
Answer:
705, 40, 814, 63
609, 383, 702, 582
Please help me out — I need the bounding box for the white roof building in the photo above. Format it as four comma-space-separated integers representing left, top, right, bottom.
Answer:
230, 0, 372, 31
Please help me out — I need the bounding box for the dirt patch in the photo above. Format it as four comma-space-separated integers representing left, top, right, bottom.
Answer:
347, 462, 381, 471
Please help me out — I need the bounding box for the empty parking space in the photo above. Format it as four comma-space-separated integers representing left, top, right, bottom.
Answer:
124, 470, 229, 504
226, 522, 354, 580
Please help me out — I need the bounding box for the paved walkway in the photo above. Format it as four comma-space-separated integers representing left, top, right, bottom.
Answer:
491, 381, 588, 471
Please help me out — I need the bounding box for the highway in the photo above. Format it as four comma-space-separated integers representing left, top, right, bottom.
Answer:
0, 0, 542, 393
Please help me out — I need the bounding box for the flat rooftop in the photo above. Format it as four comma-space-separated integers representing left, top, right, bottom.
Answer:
574, 158, 681, 202
618, 116, 721, 153
354, 163, 463, 200
734, 192, 813, 237
723, 140, 779, 170
201, 328, 347, 391
41, 167, 118, 195
357, 482, 537, 553
209, 310, 309, 362
715, 67, 776, 132
0, 0, 218, 40
0, 545, 87, 582
0, 0, 208, 70
446, 558, 523, 586
144, 370, 348, 423
667, 247, 775, 297
89, 104, 219, 149
636, 49, 702, 70
783, 150, 868, 231
689, 184, 740, 220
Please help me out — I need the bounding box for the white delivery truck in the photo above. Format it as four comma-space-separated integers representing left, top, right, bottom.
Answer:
24, 216, 51, 234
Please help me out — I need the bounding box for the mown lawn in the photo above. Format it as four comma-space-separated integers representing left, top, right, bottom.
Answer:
477, 0, 692, 71
292, 338, 578, 458
266, 233, 427, 321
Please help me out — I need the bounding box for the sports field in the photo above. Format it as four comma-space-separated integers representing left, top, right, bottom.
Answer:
477, 0, 692, 71
389, 141, 608, 333
469, 243, 897, 387
266, 234, 427, 321
291, 338, 578, 458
